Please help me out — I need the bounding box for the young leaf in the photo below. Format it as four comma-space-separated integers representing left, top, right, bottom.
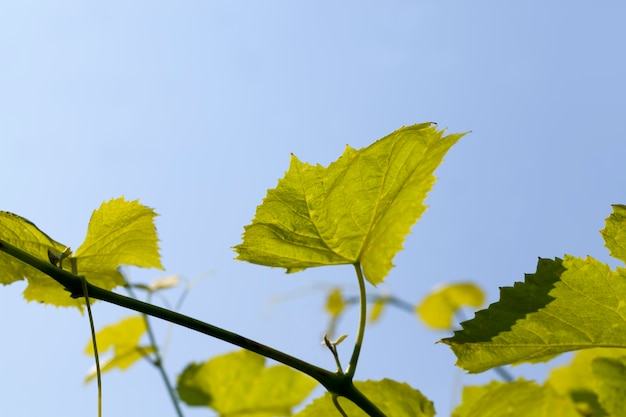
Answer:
84, 316, 154, 383
295, 379, 434, 417
234, 124, 465, 285
73, 197, 163, 290
452, 380, 580, 417
441, 256, 626, 373
417, 282, 484, 330
176, 349, 317, 416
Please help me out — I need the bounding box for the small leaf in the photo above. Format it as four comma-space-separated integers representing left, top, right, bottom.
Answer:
176, 350, 317, 416
601, 204, 626, 264
296, 379, 434, 417
73, 197, 163, 291
234, 124, 465, 285
148, 274, 179, 291
441, 256, 626, 373
417, 282, 484, 330
369, 296, 388, 323
325, 287, 346, 317
84, 316, 154, 383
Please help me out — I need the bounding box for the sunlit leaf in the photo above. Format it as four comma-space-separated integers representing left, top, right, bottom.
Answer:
84, 316, 154, 383
369, 296, 388, 323
452, 380, 579, 417
0, 197, 163, 307
325, 287, 346, 317
441, 256, 626, 373
417, 282, 484, 330
295, 379, 434, 417
176, 350, 317, 416
73, 197, 163, 290
601, 204, 626, 264
546, 348, 624, 415
234, 124, 465, 285
0, 212, 69, 295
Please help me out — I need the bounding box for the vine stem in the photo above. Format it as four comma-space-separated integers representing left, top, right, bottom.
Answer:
124, 285, 185, 417
0, 239, 386, 416
346, 262, 367, 377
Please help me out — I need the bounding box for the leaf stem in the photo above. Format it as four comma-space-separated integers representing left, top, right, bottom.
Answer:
346, 262, 367, 378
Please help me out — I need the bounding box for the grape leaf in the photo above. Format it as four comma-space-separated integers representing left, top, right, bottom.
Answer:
295, 379, 434, 417
601, 204, 626, 264
234, 124, 465, 285
592, 356, 626, 417
0, 197, 163, 307
417, 282, 484, 330
0, 212, 69, 286
452, 380, 580, 417
176, 350, 317, 416
72, 197, 163, 289
441, 256, 626, 373
546, 348, 625, 415
84, 316, 154, 383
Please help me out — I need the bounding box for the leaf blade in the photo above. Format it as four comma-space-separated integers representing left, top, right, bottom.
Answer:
234, 124, 465, 285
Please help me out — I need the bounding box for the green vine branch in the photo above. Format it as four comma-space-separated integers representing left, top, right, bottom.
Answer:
0, 239, 386, 417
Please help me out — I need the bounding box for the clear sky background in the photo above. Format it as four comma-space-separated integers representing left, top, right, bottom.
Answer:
2, 2, 626, 416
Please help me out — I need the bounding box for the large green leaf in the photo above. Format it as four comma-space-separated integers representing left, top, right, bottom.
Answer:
0, 197, 163, 307
84, 316, 154, 383
442, 255, 626, 373
234, 124, 465, 285
295, 379, 434, 417
176, 350, 317, 416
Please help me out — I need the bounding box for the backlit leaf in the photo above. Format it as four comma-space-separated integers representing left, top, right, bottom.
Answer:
325, 287, 346, 317
295, 379, 434, 417
84, 316, 154, 383
73, 197, 163, 290
176, 350, 317, 416
234, 124, 465, 285
592, 356, 626, 417
601, 204, 626, 264
452, 380, 579, 417
0, 197, 163, 307
417, 282, 484, 330
546, 348, 624, 415
0, 211, 69, 288
441, 256, 626, 373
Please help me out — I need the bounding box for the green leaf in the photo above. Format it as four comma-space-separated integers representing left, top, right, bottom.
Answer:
546, 348, 624, 416
441, 256, 626, 373
234, 124, 465, 285
0, 197, 163, 307
0, 211, 69, 287
73, 197, 163, 290
176, 350, 317, 416
592, 356, 626, 417
601, 204, 626, 264
325, 287, 346, 317
417, 282, 484, 330
84, 316, 154, 383
452, 380, 580, 417
295, 379, 434, 417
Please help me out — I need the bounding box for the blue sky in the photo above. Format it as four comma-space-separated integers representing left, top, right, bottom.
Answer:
2, 2, 626, 416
